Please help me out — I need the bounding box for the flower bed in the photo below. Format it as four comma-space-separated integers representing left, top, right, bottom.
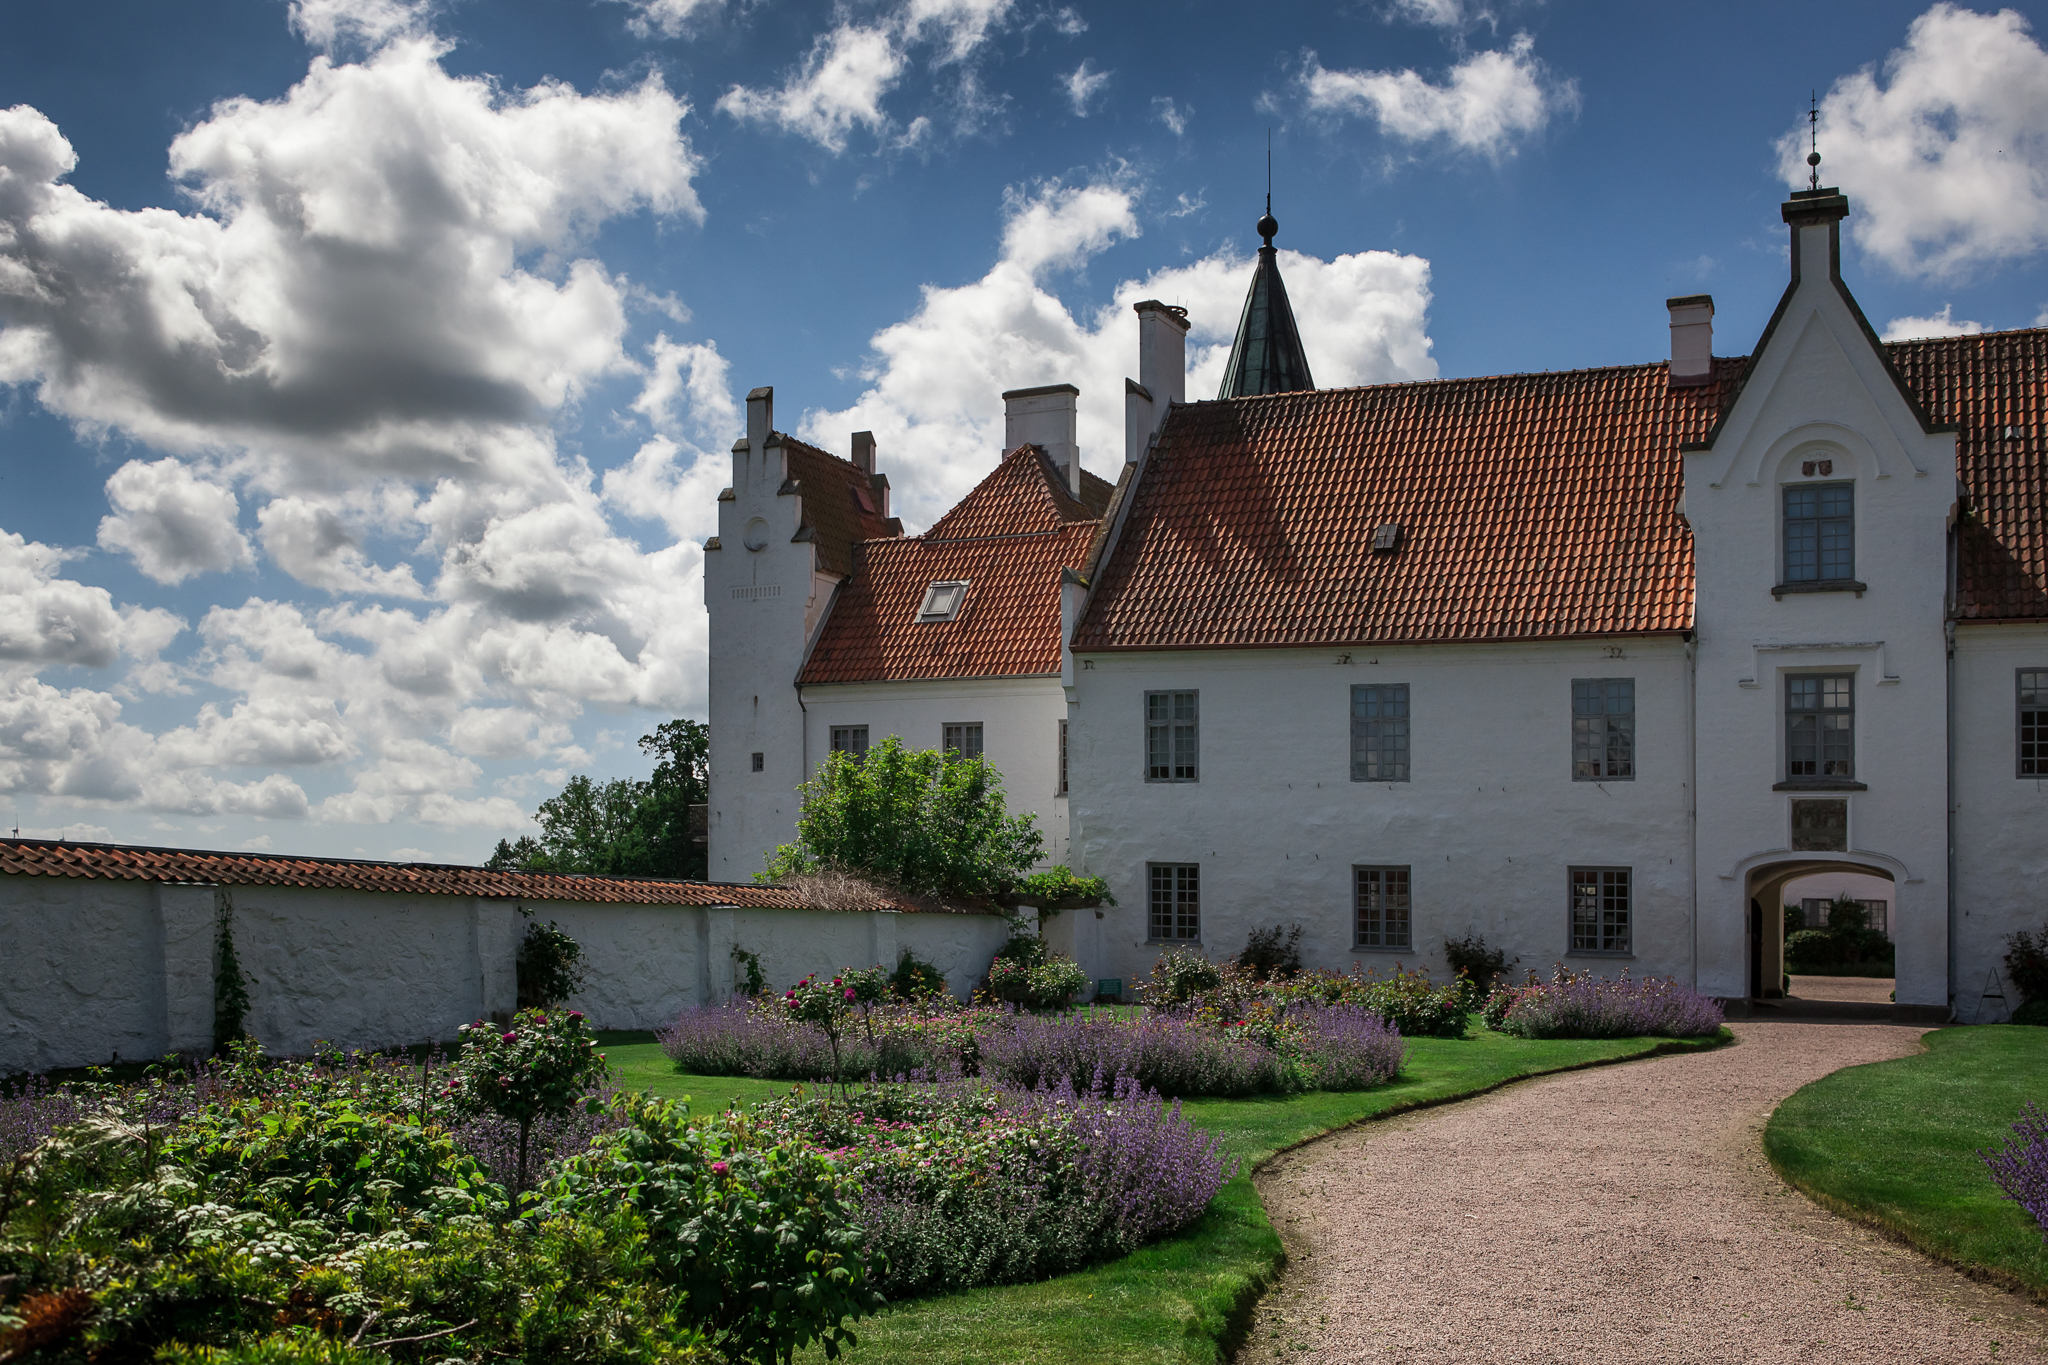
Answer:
1481, 966, 1725, 1039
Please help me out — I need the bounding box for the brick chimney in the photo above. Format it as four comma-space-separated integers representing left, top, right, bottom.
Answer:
1666, 295, 1714, 388
1003, 384, 1082, 494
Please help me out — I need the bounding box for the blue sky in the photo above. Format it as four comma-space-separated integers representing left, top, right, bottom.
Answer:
2, 0, 2044, 864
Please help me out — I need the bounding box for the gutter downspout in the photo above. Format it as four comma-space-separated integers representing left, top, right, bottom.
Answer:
1946, 615, 1957, 1019
1685, 629, 1699, 992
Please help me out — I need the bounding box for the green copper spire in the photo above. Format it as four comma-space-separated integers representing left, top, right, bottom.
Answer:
1217, 200, 1315, 399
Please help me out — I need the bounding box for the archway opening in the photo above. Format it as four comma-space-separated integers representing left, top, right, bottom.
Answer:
1743, 859, 1897, 1001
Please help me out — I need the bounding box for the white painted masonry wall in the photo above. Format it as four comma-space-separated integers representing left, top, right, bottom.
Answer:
1064, 638, 1696, 989
0, 873, 1010, 1074
1683, 204, 1957, 1007
1952, 621, 2048, 1022
799, 676, 1072, 865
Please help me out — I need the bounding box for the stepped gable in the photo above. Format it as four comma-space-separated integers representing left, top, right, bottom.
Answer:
1888, 329, 2048, 620
800, 444, 1101, 684
1074, 358, 1743, 651
0, 837, 961, 911
779, 433, 902, 576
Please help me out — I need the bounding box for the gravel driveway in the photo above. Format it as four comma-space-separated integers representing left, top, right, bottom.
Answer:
1244, 1021, 2048, 1364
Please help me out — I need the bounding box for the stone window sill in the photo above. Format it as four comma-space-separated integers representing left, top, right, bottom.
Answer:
1351, 944, 1417, 954
1773, 779, 1867, 791
1772, 579, 1867, 599
1566, 949, 1635, 959
1145, 938, 1202, 947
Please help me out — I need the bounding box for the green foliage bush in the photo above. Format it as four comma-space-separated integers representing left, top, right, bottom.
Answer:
1442, 931, 1512, 994
517, 915, 589, 1009
446, 1008, 609, 1198
2007, 924, 2048, 1004
764, 736, 1044, 899
486, 718, 709, 881
546, 1093, 880, 1365
1010, 865, 1114, 906
1233, 923, 1303, 982
888, 949, 947, 1001
1139, 948, 1223, 1007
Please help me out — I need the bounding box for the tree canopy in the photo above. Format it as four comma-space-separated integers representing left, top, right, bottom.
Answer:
764, 735, 1043, 900
486, 718, 708, 880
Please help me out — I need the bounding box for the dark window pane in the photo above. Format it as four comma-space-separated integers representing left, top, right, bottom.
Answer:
1787, 674, 1854, 780
2022, 671, 2046, 777
1149, 863, 1200, 940
1352, 684, 1411, 782
1784, 482, 1853, 583
1570, 866, 1630, 953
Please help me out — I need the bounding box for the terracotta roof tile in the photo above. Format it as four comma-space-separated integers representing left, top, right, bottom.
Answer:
779, 434, 901, 577
800, 445, 1104, 684
1887, 330, 2048, 620
0, 838, 950, 912
1074, 360, 1738, 650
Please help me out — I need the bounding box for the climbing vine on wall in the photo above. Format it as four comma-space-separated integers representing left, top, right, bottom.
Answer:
211, 889, 253, 1053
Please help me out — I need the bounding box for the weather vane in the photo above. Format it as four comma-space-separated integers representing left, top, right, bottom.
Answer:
1807, 90, 1822, 191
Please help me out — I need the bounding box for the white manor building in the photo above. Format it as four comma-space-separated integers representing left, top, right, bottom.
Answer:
706, 185, 2048, 1021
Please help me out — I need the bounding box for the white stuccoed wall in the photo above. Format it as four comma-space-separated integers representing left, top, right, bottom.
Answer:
0, 873, 1010, 1074
1684, 197, 1956, 1007
798, 676, 1071, 865
1951, 621, 2048, 1022
1065, 639, 1696, 989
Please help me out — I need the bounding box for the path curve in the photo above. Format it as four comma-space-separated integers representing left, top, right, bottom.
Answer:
1244, 1021, 2048, 1364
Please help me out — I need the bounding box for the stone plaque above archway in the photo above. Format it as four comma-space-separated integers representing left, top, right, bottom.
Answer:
1791, 799, 1849, 852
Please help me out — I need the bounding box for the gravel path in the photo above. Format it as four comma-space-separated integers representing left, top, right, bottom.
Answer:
1244, 1021, 2048, 1364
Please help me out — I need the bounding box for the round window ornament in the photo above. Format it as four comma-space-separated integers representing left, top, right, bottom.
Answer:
743, 518, 770, 551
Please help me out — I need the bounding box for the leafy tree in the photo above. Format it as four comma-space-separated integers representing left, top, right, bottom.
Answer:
485, 719, 709, 880
763, 736, 1043, 899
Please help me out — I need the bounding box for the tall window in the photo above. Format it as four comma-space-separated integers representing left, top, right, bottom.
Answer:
1787, 675, 1854, 779
1351, 684, 1410, 782
1058, 719, 1069, 795
1572, 679, 1635, 780
1145, 691, 1199, 781
942, 722, 984, 761
2022, 670, 2047, 778
1355, 866, 1412, 950
830, 725, 869, 759
1570, 867, 1631, 954
1148, 863, 1200, 941
1784, 483, 1854, 583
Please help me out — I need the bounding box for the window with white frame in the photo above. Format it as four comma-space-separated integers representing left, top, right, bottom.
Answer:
1351, 684, 1410, 782
1354, 866, 1412, 950
1145, 691, 1198, 781
1058, 719, 1069, 795
942, 722, 983, 761
830, 725, 869, 759
1148, 863, 1200, 941
1784, 483, 1854, 584
1572, 678, 1635, 780
1570, 866, 1631, 954
917, 580, 968, 622
2022, 670, 2047, 778
1787, 674, 1854, 780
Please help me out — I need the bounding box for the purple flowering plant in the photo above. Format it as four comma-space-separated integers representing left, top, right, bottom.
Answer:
1983, 1101, 2048, 1237
1482, 964, 1724, 1039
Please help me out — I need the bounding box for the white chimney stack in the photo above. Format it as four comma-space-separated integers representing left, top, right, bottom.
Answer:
1666, 295, 1714, 388
1134, 299, 1188, 417
1003, 384, 1082, 494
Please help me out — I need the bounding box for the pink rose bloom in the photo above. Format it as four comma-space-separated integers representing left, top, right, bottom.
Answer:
845, 989, 856, 1000
710, 1160, 729, 1175
502, 1032, 516, 1043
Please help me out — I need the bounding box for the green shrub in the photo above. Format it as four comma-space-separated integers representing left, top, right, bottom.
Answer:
1233, 924, 1303, 981
1351, 966, 1470, 1039
887, 949, 947, 1001
1140, 948, 1223, 1007
545, 1094, 880, 1365
1011, 866, 1114, 905
517, 916, 589, 1010
2007, 925, 2048, 1004
1442, 931, 1512, 994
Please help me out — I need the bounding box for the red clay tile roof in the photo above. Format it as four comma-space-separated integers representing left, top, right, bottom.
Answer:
1074, 360, 1741, 650
779, 434, 901, 577
1889, 330, 2048, 621
0, 838, 950, 912
801, 445, 1101, 684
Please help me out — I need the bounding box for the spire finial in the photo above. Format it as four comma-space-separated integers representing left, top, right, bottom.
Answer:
1257, 127, 1278, 248
1806, 90, 1821, 191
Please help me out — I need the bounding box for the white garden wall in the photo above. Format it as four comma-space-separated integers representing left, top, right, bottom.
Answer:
0, 873, 1010, 1075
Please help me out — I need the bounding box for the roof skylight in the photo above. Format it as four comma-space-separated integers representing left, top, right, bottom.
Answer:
917, 580, 969, 622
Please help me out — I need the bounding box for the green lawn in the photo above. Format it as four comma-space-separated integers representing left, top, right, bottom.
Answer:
1764, 1025, 2048, 1298
604, 1025, 1729, 1365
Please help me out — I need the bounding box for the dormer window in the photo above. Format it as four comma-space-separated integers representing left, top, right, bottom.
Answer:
1371, 523, 1403, 553
917, 580, 968, 622
1780, 482, 1856, 589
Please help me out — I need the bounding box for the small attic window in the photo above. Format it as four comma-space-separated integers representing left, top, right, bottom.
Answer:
917, 580, 969, 622
1371, 524, 1404, 553
850, 482, 877, 514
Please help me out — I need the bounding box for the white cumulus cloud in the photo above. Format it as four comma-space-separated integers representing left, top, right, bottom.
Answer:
797, 180, 1437, 529
96, 459, 254, 585
0, 533, 183, 669
1302, 32, 1574, 158
1063, 60, 1111, 115
1786, 4, 2048, 279
613, 0, 724, 40
1881, 304, 1987, 340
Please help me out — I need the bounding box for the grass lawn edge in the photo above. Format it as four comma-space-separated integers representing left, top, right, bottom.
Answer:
1761, 1026, 2048, 1307
1190, 1027, 1734, 1362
